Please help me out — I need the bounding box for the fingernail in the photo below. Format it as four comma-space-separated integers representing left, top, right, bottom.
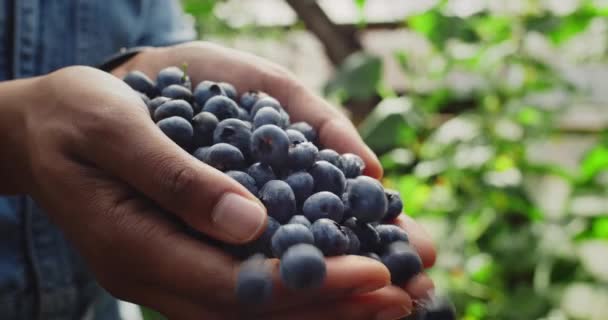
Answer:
212, 193, 267, 242
375, 306, 411, 320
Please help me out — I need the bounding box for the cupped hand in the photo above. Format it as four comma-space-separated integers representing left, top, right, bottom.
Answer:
11, 41, 437, 320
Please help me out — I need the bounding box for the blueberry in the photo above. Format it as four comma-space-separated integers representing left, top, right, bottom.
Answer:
250, 216, 281, 257
341, 226, 360, 254
148, 96, 170, 116
154, 99, 194, 122
316, 149, 341, 167
311, 219, 349, 256
194, 81, 226, 108
361, 252, 381, 262
288, 215, 312, 229
259, 180, 296, 223
251, 96, 282, 116
192, 146, 211, 162
286, 129, 307, 145
338, 153, 365, 178
251, 125, 290, 169
235, 254, 273, 304
157, 116, 193, 148
279, 244, 326, 290
284, 172, 314, 207
226, 171, 258, 195
202, 95, 239, 121
343, 176, 387, 223
381, 241, 422, 285
271, 224, 314, 257
288, 122, 317, 144
302, 191, 344, 222
237, 107, 250, 121
418, 295, 457, 320
201, 143, 245, 171
247, 162, 276, 189
213, 119, 252, 155
376, 224, 409, 252
253, 107, 282, 129
382, 189, 403, 222
309, 161, 346, 196
123, 71, 158, 98
161, 84, 194, 105
343, 217, 381, 253
218, 82, 237, 100
157, 66, 191, 91
288, 142, 318, 171
239, 90, 266, 112
192, 111, 219, 148
279, 108, 291, 128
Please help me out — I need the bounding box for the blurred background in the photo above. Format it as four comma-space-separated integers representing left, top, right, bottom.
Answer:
133, 1, 608, 319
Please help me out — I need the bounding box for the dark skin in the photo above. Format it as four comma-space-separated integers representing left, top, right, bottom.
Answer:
0, 42, 435, 320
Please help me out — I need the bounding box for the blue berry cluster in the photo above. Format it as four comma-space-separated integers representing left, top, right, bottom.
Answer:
123, 67, 454, 318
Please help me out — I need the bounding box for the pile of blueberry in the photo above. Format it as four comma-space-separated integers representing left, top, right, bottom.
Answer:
123, 66, 455, 319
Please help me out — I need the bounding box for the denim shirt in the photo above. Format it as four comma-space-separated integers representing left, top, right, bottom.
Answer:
0, 1, 195, 319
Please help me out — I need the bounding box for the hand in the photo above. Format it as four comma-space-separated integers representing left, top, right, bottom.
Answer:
0, 41, 436, 320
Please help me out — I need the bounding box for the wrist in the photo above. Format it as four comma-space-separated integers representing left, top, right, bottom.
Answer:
0, 76, 40, 194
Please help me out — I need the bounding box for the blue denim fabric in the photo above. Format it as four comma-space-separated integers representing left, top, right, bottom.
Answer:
0, 1, 195, 319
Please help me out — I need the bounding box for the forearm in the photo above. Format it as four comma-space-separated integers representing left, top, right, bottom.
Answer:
0, 77, 38, 194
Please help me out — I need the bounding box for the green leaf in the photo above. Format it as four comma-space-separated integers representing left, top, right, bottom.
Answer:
407, 9, 478, 49
526, 10, 594, 45
324, 53, 382, 101
592, 218, 608, 239
579, 145, 608, 183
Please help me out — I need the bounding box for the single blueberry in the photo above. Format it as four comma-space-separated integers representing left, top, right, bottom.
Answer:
284, 172, 314, 207
240, 90, 266, 112
250, 216, 281, 257
201, 143, 245, 171
251, 96, 282, 116
288, 122, 317, 144
279, 244, 326, 290
286, 129, 307, 145
157, 66, 191, 91
343, 217, 381, 253
213, 118, 252, 156
311, 219, 349, 256
218, 82, 237, 100
123, 71, 158, 98
316, 149, 341, 167
382, 189, 403, 222
161, 84, 194, 105
237, 107, 250, 121
247, 162, 277, 189
235, 254, 273, 304
192, 146, 211, 162
288, 215, 312, 229
147, 96, 170, 116
226, 171, 258, 195
341, 226, 360, 255
271, 224, 314, 257
157, 116, 193, 148
194, 81, 226, 108
344, 176, 387, 223
192, 111, 219, 148
253, 107, 283, 129
309, 161, 346, 196
381, 241, 422, 285
418, 295, 457, 320
251, 125, 290, 169
338, 153, 365, 178
288, 142, 318, 171
259, 180, 296, 223
202, 95, 239, 121
154, 99, 194, 122
279, 108, 291, 128
302, 192, 344, 222
376, 224, 409, 252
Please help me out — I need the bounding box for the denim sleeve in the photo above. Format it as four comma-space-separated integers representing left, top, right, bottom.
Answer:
136, 0, 197, 47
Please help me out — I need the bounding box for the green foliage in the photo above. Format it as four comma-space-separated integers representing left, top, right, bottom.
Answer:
324, 53, 383, 102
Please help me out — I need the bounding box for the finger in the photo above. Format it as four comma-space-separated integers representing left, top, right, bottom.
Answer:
75, 91, 267, 244
394, 215, 436, 268
127, 42, 383, 179
403, 273, 435, 301
260, 286, 413, 320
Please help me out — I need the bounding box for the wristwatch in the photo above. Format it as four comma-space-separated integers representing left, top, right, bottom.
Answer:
96, 46, 150, 72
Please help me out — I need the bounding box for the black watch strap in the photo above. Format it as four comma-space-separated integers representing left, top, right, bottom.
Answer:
96, 46, 149, 72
